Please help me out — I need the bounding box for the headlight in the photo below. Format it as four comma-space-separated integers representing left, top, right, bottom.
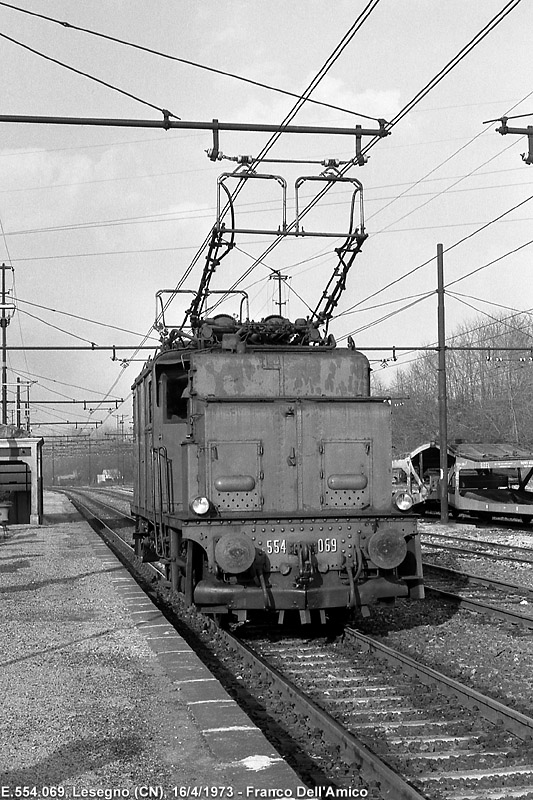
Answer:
215, 533, 255, 574
190, 496, 211, 515
368, 529, 408, 569
394, 491, 414, 511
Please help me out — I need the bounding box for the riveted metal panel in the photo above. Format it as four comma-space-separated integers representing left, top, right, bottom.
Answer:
208, 441, 262, 511
191, 349, 369, 398
204, 402, 299, 514
300, 401, 392, 513
321, 440, 371, 509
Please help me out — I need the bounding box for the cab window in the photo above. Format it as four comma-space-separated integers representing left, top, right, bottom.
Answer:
165, 374, 189, 421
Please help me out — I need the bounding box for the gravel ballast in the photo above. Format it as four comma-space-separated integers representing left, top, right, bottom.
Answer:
356, 518, 533, 721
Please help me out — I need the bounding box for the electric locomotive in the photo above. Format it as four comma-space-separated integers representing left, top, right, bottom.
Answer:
131, 313, 424, 623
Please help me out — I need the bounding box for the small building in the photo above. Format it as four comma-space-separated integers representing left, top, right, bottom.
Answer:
0, 424, 43, 524
96, 468, 121, 485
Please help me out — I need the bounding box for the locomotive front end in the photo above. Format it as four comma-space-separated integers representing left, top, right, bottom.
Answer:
132, 326, 424, 624
177, 345, 423, 622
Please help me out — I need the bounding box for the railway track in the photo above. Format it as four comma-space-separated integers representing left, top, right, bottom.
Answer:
423, 563, 533, 629
56, 487, 533, 799
420, 529, 533, 565
241, 629, 533, 799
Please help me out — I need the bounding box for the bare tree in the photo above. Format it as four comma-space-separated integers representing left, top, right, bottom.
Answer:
388, 312, 533, 452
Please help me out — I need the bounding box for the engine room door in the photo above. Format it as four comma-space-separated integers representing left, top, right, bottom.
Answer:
205, 402, 299, 514
299, 401, 373, 512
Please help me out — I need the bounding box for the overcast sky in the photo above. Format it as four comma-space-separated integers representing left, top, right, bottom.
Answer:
0, 0, 532, 435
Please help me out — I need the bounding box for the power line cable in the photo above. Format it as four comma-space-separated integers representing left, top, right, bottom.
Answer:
208, 0, 525, 314
447, 291, 533, 317
341, 231, 533, 339
0, 30, 182, 120
447, 291, 533, 341
175, 0, 384, 300
333, 81, 533, 319
92, 2, 385, 421
382, 0, 523, 130
339, 293, 435, 340
0, 0, 382, 123
337, 189, 533, 318
446, 236, 533, 288
7, 167, 533, 236
16, 297, 160, 340
11, 365, 122, 397
18, 308, 102, 345
372, 301, 533, 377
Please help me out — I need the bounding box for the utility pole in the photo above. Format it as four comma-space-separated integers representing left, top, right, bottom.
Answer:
16, 377, 21, 428
437, 244, 449, 522
0, 264, 15, 426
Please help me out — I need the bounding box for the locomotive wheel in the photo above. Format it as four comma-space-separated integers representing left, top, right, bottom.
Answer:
184, 540, 203, 607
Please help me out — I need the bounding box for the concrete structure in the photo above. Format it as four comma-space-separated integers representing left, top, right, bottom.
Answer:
0, 424, 43, 524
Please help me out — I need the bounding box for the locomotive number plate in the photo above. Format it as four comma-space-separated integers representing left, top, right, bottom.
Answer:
266, 539, 286, 554
317, 538, 338, 553
265, 538, 338, 554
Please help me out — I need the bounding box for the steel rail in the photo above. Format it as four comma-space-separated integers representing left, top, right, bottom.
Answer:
420, 530, 533, 554
59, 489, 165, 581
61, 487, 424, 795
56, 488, 533, 794
346, 627, 533, 741
223, 633, 427, 800
421, 540, 533, 565
424, 585, 533, 629
423, 561, 533, 594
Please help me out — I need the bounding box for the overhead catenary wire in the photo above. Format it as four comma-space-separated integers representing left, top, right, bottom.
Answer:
4, 4, 524, 424
446, 292, 533, 341
337, 189, 533, 319
11, 365, 122, 398
0, 31, 182, 121
16, 298, 160, 340
447, 291, 533, 318
369, 299, 533, 377
84, 1, 385, 434
339, 229, 533, 340
331, 82, 533, 321
205, 0, 525, 318
0, 0, 383, 124
337, 228, 533, 357
173, 0, 384, 298
231, 1, 529, 327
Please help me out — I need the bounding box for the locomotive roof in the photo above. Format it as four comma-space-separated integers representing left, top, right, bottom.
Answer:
132, 343, 369, 388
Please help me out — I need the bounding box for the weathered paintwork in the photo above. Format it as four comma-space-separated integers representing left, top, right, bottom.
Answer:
192, 350, 370, 398
132, 343, 423, 619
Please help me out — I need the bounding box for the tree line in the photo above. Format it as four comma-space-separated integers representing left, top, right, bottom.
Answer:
372, 311, 533, 456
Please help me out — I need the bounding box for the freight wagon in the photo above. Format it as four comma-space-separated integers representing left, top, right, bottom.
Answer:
398, 441, 533, 523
